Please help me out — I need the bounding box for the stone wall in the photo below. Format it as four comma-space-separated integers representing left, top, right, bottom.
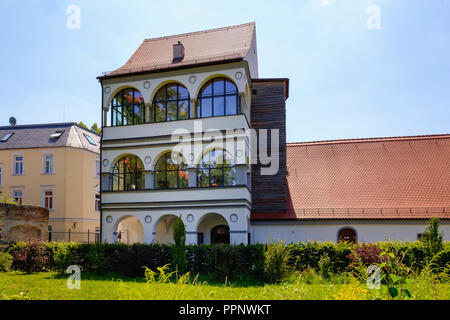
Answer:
0, 204, 49, 243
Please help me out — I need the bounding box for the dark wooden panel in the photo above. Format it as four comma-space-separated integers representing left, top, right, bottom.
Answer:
251, 81, 287, 213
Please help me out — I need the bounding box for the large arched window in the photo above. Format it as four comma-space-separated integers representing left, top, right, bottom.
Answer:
338, 228, 357, 244
111, 88, 145, 126
198, 78, 239, 118
197, 149, 236, 187
112, 155, 144, 191
155, 152, 189, 189
152, 83, 191, 122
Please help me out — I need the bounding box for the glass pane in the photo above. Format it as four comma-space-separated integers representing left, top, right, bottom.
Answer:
134, 91, 144, 104
197, 168, 209, 187
201, 98, 212, 118
178, 86, 189, 99
134, 105, 144, 124
225, 80, 237, 93
225, 95, 237, 115
167, 101, 177, 121
223, 166, 236, 186
155, 103, 166, 122
155, 87, 166, 102
155, 171, 168, 189
201, 83, 213, 97
213, 79, 225, 95
167, 85, 178, 101
123, 89, 134, 105
167, 171, 178, 188
178, 100, 189, 120
213, 97, 225, 116
210, 168, 223, 187
179, 170, 189, 188
156, 155, 166, 171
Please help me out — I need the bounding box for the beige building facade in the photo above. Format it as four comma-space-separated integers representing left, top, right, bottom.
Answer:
0, 122, 100, 237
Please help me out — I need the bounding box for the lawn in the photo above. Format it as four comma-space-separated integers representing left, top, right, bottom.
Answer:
0, 271, 448, 300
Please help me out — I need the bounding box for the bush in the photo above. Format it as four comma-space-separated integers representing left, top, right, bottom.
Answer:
172, 216, 187, 273
10, 240, 49, 273
263, 242, 291, 283
0, 251, 13, 271
420, 217, 444, 259
318, 253, 332, 280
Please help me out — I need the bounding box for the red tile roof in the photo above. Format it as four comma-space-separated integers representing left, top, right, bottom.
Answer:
103, 22, 255, 78
252, 134, 450, 220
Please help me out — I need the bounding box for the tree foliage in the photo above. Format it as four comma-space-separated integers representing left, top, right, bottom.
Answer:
420, 217, 444, 258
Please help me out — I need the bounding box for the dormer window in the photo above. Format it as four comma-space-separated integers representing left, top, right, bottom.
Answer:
84, 133, 97, 146
1, 132, 13, 142
50, 130, 64, 141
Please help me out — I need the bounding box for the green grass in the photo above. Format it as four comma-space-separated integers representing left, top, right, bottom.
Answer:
0, 271, 448, 300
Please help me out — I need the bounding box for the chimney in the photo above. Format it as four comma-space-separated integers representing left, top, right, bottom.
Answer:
173, 41, 185, 63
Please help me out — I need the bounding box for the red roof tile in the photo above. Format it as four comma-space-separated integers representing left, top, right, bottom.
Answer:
104, 23, 255, 77
252, 134, 450, 220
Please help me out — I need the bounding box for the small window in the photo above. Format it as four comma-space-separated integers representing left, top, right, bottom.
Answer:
43, 189, 54, 210
95, 193, 100, 212
43, 154, 54, 174
95, 159, 100, 179
13, 190, 23, 205
417, 233, 423, 240
14, 155, 24, 175
50, 130, 64, 141
1, 133, 13, 142
0, 165, 3, 186
84, 133, 97, 146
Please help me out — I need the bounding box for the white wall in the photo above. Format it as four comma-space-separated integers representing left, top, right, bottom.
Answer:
251, 220, 450, 243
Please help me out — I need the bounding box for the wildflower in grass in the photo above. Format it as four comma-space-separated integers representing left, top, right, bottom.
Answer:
333, 277, 369, 300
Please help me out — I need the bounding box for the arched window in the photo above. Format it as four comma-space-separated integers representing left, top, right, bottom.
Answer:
111, 88, 145, 126
338, 228, 357, 244
152, 83, 191, 122
198, 78, 239, 118
197, 149, 236, 187
112, 155, 144, 191
155, 152, 189, 189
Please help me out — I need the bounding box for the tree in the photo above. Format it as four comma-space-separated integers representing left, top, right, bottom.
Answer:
420, 216, 444, 258
172, 216, 187, 273
77, 121, 89, 130
90, 123, 101, 135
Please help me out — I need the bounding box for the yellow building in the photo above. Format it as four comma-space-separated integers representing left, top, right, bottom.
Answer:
0, 122, 100, 241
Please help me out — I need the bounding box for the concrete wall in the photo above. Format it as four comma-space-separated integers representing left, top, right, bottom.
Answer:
0, 203, 49, 242
251, 220, 450, 243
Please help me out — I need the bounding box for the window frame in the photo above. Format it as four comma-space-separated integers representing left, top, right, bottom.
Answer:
12, 188, 24, 205
198, 78, 240, 119
13, 154, 24, 176
154, 152, 189, 190
152, 83, 191, 123
197, 149, 236, 188
0, 164, 2, 186
42, 187, 55, 211
111, 88, 146, 127
95, 158, 100, 179
111, 155, 145, 191
42, 152, 55, 175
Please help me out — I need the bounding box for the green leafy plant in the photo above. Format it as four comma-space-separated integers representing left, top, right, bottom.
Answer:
420, 217, 444, 260
0, 251, 13, 271
378, 251, 412, 299
172, 216, 187, 273
263, 241, 291, 283
318, 253, 332, 280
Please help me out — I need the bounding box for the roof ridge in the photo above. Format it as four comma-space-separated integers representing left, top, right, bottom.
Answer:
0, 122, 76, 130
287, 134, 450, 147
143, 22, 255, 43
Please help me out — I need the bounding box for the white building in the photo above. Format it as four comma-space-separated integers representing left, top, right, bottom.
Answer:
98, 23, 450, 245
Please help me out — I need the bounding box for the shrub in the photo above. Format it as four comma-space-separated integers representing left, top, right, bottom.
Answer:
263, 242, 291, 283
420, 217, 444, 259
172, 216, 187, 273
318, 253, 332, 280
53, 242, 74, 272
0, 251, 13, 271
10, 240, 49, 273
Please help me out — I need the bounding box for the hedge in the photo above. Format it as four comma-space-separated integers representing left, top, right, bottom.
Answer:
6, 241, 450, 280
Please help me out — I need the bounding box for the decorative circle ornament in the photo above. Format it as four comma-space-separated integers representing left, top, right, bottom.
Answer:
189, 75, 197, 84
104, 86, 111, 94
144, 156, 152, 164
143, 81, 151, 89
145, 215, 152, 224
106, 216, 113, 224
235, 72, 243, 80
103, 159, 109, 167
230, 214, 238, 223
236, 149, 244, 158
186, 214, 194, 223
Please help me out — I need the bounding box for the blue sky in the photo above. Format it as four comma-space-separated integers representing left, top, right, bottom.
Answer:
0, 0, 448, 142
